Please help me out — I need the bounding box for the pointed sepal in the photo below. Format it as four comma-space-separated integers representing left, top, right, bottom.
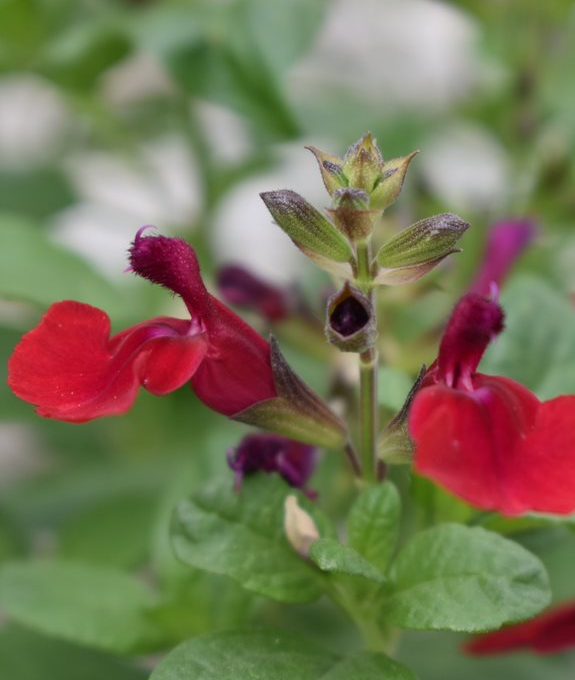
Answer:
233, 337, 348, 449
305, 146, 347, 196
370, 151, 419, 211
378, 366, 426, 465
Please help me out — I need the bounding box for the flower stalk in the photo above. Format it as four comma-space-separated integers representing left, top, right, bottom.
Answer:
356, 239, 379, 482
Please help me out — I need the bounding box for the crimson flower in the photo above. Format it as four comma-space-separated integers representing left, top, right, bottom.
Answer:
8, 229, 277, 422
409, 292, 575, 516
227, 433, 316, 496
466, 600, 575, 656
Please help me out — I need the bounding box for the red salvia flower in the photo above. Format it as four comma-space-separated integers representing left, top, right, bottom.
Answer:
409, 292, 575, 516
466, 600, 575, 656
8, 229, 277, 422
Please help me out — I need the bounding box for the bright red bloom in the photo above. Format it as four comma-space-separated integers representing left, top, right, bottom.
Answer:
410, 292, 575, 516
466, 601, 575, 656
8, 229, 276, 422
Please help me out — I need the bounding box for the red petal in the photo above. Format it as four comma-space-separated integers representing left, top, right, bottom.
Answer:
8, 301, 207, 422
410, 375, 540, 515
514, 396, 575, 514
466, 601, 575, 656
190, 297, 276, 416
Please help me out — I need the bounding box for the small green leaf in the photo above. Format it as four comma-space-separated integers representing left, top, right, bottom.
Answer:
347, 483, 401, 572
260, 190, 354, 276
58, 493, 157, 569
482, 277, 575, 399
309, 538, 386, 584
320, 651, 416, 679
386, 524, 550, 632
150, 630, 338, 680
151, 630, 416, 680
0, 626, 146, 680
172, 477, 328, 603
0, 561, 164, 653
374, 213, 469, 285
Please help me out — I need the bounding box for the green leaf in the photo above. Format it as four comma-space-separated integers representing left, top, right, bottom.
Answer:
309, 538, 385, 584
386, 524, 550, 632
0, 561, 164, 653
482, 276, 575, 399
150, 630, 338, 680
320, 651, 416, 679
151, 630, 415, 680
58, 492, 157, 569
347, 483, 401, 572
172, 477, 327, 603
0, 625, 146, 680
0, 214, 124, 315
0, 509, 25, 563
0, 169, 75, 219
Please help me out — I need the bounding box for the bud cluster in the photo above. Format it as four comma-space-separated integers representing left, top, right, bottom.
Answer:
260, 133, 469, 357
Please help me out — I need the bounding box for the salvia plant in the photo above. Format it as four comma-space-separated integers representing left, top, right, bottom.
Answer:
6, 134, 575, 678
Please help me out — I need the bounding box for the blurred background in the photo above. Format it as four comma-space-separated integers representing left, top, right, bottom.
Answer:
1, 0, 575, 678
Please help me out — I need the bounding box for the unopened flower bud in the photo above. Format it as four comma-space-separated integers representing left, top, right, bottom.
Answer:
342, 133, 385, 192
284, 495, 320, 557
326, 282, 376, 353
327, 188, 379, 242
374, 213, 469, 285
471, 219, 537, 296
260, 190, 354, 278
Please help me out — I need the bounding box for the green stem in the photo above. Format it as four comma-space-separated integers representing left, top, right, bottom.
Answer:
356, 241, 379, 482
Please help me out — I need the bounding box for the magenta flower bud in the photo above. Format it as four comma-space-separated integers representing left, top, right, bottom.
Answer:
217, 264, 293, 323
227, 433, 317, 495
471, 219, 537, 296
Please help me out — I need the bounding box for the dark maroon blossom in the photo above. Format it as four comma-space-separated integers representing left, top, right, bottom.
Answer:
217, 264, 294, 323
227, 433, 316, 495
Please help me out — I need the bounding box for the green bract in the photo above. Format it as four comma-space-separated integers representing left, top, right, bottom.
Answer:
374, 213, 469, 285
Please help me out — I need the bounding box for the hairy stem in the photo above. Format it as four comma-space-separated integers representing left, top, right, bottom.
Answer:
356, 241, 379, 482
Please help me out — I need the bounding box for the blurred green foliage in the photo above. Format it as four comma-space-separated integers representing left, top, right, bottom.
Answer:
1, 0, 575, 677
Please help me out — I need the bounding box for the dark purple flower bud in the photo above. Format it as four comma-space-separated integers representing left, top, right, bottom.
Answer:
217, 264, 293, 323
227, 433, 317, 495
471, 219, 537, 296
